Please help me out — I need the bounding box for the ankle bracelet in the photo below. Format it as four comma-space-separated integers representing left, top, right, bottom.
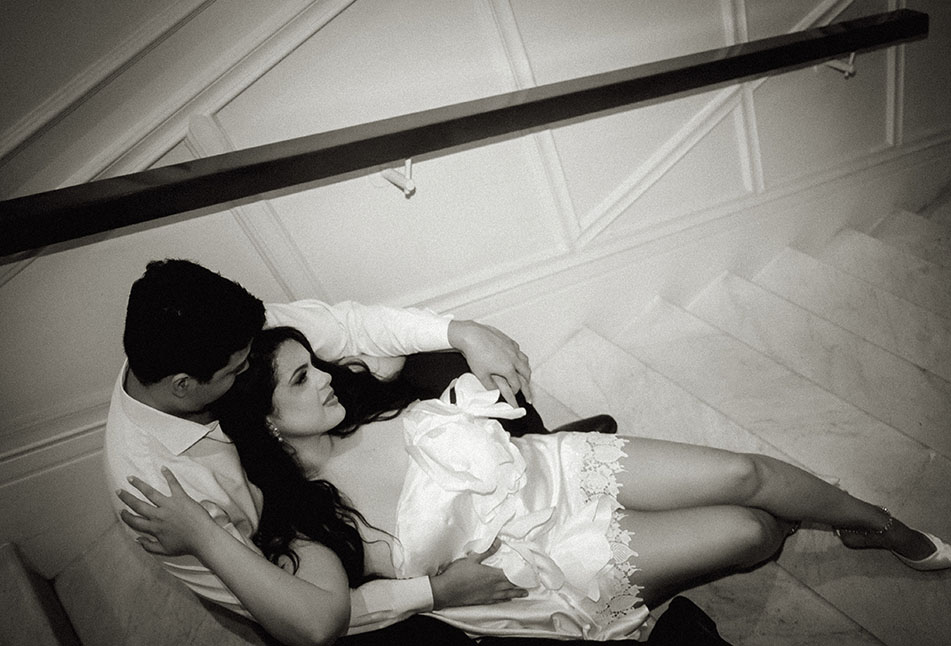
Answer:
836, 506, 894, 536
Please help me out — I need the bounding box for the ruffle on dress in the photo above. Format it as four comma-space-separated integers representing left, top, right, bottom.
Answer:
392, 374, 649, 640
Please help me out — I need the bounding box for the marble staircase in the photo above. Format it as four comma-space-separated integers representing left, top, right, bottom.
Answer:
532, 206, 951, 645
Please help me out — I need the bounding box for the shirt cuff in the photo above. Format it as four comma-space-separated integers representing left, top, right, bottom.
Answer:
347, 576, 434, 635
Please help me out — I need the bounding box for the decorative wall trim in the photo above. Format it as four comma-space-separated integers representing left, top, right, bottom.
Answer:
68, 0, 358, 188
802, 0, 856, 28
0, 402, 108, 486
186, 114, 330, 302
570, 0, 862, 250
577, 86, 746, 247
485, 0, 534, 87
888, 43, 906, 146
738, 87, 766, 194
0, 0, 213, 162
726, 0, 764, 195
725, 0, 748, 44
418, 132, 951, 317
485, 0, 580, 248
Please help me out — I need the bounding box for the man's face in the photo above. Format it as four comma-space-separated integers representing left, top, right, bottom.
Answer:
188, 344, 251, 410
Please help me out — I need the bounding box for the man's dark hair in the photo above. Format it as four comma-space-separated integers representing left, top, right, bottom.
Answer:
123, 259, 266, 384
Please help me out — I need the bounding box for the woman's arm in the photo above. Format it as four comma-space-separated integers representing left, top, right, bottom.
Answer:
118, 468, 349, 646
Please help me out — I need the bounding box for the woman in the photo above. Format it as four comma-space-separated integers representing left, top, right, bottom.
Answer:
120, 326, 951, 644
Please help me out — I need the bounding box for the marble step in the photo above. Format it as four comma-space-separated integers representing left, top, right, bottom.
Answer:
532, 328, 885, 646
688, 273, 951, 460
683, 563, 883, 646
753, 247, 951, 381
922, 188, 951, 229
813, 229, 951, 320
871, 210, 951, 268
534, 328, 806, 461
614, 298, 949, 518
612, 298, 951, 646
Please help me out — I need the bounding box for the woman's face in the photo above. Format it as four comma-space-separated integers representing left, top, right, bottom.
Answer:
267, 339, 346, 438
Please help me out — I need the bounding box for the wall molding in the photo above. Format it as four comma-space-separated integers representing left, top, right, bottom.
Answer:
888, 42, 906, 146
185, 114, 329, 302
0, 401, 108, 486
0, 0, 213, 163
803, 0, 856, 28
485, 0, 581, 249
418, 131, 951, 316
553, 0, 863, 252
67, 0, 358, 189
577, 86, 746, 247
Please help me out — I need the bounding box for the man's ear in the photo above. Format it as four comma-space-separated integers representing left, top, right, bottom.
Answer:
170, 373, 192, 399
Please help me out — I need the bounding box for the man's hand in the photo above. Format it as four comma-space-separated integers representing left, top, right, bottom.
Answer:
447, 320, 532, 407
429, 540, 528, 609
117, 468, 220, 558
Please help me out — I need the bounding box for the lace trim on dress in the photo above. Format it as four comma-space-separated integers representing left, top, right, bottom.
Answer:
577, 435, 646, 626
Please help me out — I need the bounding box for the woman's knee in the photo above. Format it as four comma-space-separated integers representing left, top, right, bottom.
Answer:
731, 507, 786, 566
718, 452, 769, 505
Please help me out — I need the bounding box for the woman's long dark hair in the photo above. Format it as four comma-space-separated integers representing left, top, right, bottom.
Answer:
214, 326, 418, 585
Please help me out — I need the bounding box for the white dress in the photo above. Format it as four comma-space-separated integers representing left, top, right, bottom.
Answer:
361, 374, 651, 641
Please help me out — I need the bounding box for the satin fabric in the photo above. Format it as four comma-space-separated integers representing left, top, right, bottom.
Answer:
367, 374, 650, 641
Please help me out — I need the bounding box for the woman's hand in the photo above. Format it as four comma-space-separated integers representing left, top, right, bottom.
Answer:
117, 467, 220, 558
429, 539, 528, 609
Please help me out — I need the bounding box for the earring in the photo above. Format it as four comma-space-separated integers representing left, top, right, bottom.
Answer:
266, 420, 284, 444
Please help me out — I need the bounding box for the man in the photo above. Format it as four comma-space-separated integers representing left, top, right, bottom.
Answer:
105, 259, 616, 645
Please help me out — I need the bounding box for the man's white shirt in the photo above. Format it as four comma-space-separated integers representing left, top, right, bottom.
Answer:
103, 300, 452, 633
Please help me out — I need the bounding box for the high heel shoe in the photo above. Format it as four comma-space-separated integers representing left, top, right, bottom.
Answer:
892, 532, 951, 571
835, 506, 951, 571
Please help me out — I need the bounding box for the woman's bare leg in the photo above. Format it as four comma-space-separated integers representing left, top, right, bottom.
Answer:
611, 437, 934, 560
616, 505, 790, 607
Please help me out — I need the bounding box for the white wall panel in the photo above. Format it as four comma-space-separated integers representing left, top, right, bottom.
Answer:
0, 448, 115, 578
510, 0, 729, 84
745, 1, 811, 40
157, 139, 198, 167
510, 0, 735, 237
597, 110, 751, 242
754, 47, 891, 187
552, 93, 716, 224
0, 0, 194, 156
904, 0, 951, 140
0, 0, 314, 199
218, 0, 513, 148
746, 0, 891, 41
270, 139, 564, 304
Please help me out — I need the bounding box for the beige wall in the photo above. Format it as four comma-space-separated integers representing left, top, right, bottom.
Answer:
2, 0, 950, 577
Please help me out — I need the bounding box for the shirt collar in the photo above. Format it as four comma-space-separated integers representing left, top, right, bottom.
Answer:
116, 362, 228, 455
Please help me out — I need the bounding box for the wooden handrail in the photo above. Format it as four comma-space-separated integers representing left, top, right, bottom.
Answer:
0, 9, 928, 258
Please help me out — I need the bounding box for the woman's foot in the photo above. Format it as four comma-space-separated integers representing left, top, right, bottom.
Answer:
891, 531, 951, 571
836, 508, 951, 570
